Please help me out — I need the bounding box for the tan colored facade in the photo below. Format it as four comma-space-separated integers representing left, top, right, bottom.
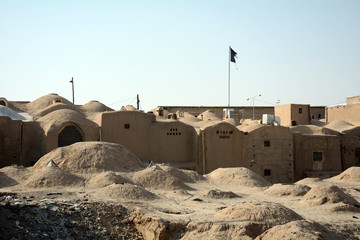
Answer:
199, 122, 245, 174
339, 127, 360, 170
150, 121, 198, 167
326, 104, 360, 125
0, 117, 43, 167
346, 96, 360, 104
101, 111, 155, 162
293, 133, 342, 181
157, 106, 275, 121
244, 125, 294, 183
275, 104, 311, 126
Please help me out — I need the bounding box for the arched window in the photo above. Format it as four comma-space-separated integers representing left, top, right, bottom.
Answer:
58, 124, 83, 147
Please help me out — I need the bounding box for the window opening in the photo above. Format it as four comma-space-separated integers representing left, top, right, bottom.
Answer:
313, 152, 323, 162
264, 169, 271, 176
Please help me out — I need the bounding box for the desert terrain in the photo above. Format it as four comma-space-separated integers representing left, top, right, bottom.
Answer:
1, 141, 359, 239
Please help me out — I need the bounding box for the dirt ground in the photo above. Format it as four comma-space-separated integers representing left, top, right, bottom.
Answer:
1, 142, 360, 239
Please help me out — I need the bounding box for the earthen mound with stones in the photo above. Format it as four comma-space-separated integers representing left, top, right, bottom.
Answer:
157, 164, 205, 183
23, 165, 84, 188
133, 165, 191, 190
33, 142, 146, 173
255, 220, 344, 240
263, 184, 311, 197
206, 167, 271, 188
330, 167, 360, 182
85, 171, 132, 188
300, 185, 360, 206
214, 201, 303, 224
201, 189, 239, 199
96, 183, 157, 200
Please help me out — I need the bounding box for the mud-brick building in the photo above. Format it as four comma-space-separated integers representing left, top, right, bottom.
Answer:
275, 104, 311, 126
38, 109, 100, 154
150, 120, 198, 169
101, 111, 155, 162
292, 133, 342, 181
198, 122, 246, 174
101, 111, 198, 167
326, 96, 360, 125
242, 125, 294, 183
325, 120, 360, 170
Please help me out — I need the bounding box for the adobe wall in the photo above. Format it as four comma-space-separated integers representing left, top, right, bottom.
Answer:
21, 121, 44, 166
339, 128, 360, 170
101, 111, 156, 163
290, 104, 310, 126
0, 117, 22, 167
274, 104, 291, 126
346, 96, 360, 104
44, 121, 99, 154
200, 123, 245, 174
160, 106, 274, 120
293, 134, 341, 181
150, 121, 197, 168
326, 104, 360, 125
275, 104, 310, 126
244, 126, 294, 183
310, 106, 325, 120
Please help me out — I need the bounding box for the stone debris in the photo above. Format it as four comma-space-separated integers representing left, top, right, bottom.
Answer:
0, 195, 143, 240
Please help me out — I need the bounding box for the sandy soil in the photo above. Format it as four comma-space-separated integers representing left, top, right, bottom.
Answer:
1, 142, 360, 239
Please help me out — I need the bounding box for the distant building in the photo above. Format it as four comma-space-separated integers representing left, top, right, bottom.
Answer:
275, 104, 311, 126
326, 96, 360, 125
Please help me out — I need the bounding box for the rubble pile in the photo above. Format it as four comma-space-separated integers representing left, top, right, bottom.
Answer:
0, 193, 142, 240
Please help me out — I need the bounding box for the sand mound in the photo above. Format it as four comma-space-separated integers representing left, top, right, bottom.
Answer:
300, 185, 360, 206
0, 172, 18, 188
206, 168, 271, 188
0, 165, 32, 182
201, 189, 239, 199
97, 183, 156, 200
255, 220, 343, 240
214, 202, 303, 224
263, 184, 310, 197
86, 171, 132, 188
157, 164, 205, 183
133, 166, 190, 190
182, 221, 255, 240
23, 165, 84, 188
295, 177, 323, 186
330, 167, 360, 182
33, 142, 145, 173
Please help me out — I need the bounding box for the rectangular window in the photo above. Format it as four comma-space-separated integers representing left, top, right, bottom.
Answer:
298, 108, 302, 114
313, 152, 323, 162
264, 169, 271, 176
219, 136, 230, 139
264, 140, 270, 147
124, 124, 130, 129
318, 114, 321, 118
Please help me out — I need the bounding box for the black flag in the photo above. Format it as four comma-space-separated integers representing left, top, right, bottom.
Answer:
230, 47, 237, 63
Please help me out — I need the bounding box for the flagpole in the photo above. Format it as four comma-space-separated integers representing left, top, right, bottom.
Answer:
228, 46, 231, 107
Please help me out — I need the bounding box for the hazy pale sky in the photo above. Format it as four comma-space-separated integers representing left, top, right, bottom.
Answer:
1, 0, 359, 111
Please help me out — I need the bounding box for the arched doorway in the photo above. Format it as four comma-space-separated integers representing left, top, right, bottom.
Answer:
58, 124, 83, 147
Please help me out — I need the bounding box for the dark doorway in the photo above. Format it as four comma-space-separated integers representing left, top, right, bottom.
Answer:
355, 148, 360, 166
58, 125, 83, 147
291, 120, 297, 126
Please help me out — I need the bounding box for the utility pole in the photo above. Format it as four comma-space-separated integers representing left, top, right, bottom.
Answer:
136, 94, 140, 110
70, 77, 74, 104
